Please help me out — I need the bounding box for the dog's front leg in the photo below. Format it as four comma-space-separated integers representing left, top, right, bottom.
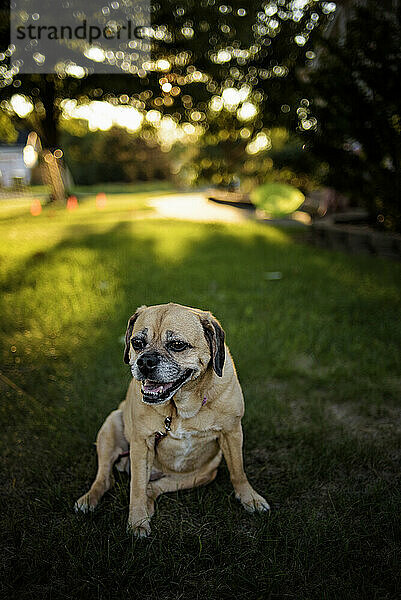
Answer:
219, 421, 270, 513
127, 437, 154, 538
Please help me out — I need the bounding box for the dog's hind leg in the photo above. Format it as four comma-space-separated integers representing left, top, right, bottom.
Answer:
74, 409, 128, 513
146, 452, 222, 516
146, 469, 218, 516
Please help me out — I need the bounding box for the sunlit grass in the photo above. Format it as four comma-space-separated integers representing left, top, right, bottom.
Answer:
0, 189, 400, 600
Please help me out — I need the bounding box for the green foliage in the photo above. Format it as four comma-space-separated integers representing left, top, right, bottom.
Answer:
0, 2, 330, 150
0, 112, 18, 143
305, 0, 401, 231
175, 123, 320, 192
251, 182, 304, 216
0, 192, 400, 599
61, 126, 172, 185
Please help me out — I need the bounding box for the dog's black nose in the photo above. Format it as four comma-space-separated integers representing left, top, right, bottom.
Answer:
137, 352, 159, 376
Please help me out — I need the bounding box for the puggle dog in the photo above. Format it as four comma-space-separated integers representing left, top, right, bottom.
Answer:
75, 303, 269, 537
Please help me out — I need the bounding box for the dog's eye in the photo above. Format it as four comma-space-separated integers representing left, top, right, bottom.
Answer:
131, 338, 145, 351
167, 340, 189, 352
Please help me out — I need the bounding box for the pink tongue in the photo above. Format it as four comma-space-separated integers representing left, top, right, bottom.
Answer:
143, 381, 173, 393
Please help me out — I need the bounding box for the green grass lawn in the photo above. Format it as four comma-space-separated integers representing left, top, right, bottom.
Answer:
0, 187, 400, 600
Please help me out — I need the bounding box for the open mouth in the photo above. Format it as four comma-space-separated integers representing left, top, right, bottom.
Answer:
140, 369, 193, 404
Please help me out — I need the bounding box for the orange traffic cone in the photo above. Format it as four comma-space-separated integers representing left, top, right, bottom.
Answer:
67, 195, 78, 211
96, 192, 107, 210
30, 199, 42, 216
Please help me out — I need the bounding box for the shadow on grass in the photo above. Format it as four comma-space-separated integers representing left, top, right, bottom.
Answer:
1, 218, 400, 600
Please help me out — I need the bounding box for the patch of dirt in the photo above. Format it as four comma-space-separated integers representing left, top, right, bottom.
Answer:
292, 353, 333, 378
327, 402, 401, 438
293, 353, 315, 371
263, 379, 290, 393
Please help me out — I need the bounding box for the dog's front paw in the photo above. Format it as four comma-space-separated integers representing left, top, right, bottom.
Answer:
235, 486, 270, 513
74, 493, 96, 514
127, 515, 151, 538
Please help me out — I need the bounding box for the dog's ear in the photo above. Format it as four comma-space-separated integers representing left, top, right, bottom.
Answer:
123, 305, 147, 364
201, 313, 225, 377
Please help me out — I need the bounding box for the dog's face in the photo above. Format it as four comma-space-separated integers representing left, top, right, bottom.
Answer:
124, 303, 225, 405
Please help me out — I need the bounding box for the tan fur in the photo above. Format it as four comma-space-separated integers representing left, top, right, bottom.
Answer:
75, 303, 269, 537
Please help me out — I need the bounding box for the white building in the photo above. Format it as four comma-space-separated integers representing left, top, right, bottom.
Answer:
0, 133, 31, 187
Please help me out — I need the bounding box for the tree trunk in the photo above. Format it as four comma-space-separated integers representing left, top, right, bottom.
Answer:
36, 76, 66, 203
39, 76, 60, 151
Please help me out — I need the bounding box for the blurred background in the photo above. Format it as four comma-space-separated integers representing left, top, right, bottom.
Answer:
0, 0, 399, 231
